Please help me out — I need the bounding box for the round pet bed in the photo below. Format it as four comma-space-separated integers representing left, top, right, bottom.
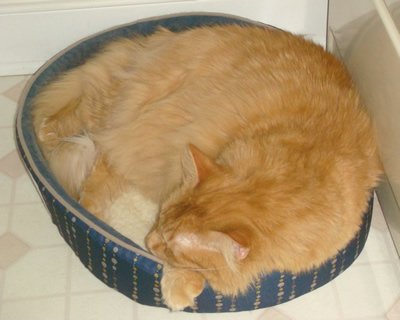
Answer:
15, 13, 373, 313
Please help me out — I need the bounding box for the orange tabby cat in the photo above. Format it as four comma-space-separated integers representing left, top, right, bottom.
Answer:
32, 25, 382, 310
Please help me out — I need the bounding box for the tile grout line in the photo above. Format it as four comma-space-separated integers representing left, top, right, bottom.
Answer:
0, 125, 14, 129
2, 206, 13, 236
331, 281, 346, 320
131, 295, 137, 320
30, 243, 68, 250
359, 262, 387, 319
2, 200, 46, 207
131, 299, 138, 320
2, 288, 112, 303
385, 262, 400, 290
383, 231, 400, 261
354, 259, 400, 267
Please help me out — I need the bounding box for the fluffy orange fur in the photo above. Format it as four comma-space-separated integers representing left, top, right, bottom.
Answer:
32, 25, 382, 310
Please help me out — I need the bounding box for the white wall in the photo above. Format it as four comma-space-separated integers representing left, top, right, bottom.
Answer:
0, 0, 328, 75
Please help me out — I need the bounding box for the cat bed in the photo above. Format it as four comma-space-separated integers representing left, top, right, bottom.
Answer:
15, 13, 374, 313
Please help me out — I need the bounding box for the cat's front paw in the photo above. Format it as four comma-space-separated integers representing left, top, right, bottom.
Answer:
161, 266, 205, 311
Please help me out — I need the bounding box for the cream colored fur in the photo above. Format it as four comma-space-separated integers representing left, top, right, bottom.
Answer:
108, 188, 158, 248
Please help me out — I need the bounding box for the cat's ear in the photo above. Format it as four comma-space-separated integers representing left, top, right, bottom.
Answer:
182, 144, 220, 187
223, 230, 250, 261
204, 230, 250, 271
173, 230, 249, 271
215, 230, 250, 271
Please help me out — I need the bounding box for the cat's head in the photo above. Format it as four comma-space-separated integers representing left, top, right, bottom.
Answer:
145, 144, 254, 293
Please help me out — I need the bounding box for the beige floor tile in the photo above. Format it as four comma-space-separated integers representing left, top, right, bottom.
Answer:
0, 296, 65, 320
136, 302, 202, 320
387, 297, 400, 320
258, 308, 293, 320
371, 262, 400, 314
3, 247, 69, 299
352, 240, 371, 266
70, 253, 109, 293
0, 173, 13, 205
335, 264, 387, 318
0, 95, 17, 127
14, 174, 42, 204
137, 303, 264, 320
11, 203, 65, 247
140, 306, 283, 320
0, 150, 27, 179
0, 128, 15, 159
0, 76, 27, 94
277, 282, 341, 320
0, 206, 10, 236
0, 232, 30, 269
69, 291, 134, 320
2, 77, 29, 102
361, 227, 399, 263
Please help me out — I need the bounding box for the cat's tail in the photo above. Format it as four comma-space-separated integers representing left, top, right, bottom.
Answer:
47, 134, 97, 199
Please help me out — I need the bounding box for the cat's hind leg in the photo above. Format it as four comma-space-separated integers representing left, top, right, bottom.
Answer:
33, 56, 127, 198
79, 155, 128, 222
32, 70, 100, 198
33, 69, 91, 158
33, 37, 147, 152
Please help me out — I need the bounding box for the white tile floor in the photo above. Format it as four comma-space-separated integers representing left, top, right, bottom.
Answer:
0, 75, 400, 320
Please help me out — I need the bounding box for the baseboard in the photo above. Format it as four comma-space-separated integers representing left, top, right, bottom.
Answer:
0, 0, 194, 14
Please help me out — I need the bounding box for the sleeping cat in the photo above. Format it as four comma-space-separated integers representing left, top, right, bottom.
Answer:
32, 24, 382, 310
